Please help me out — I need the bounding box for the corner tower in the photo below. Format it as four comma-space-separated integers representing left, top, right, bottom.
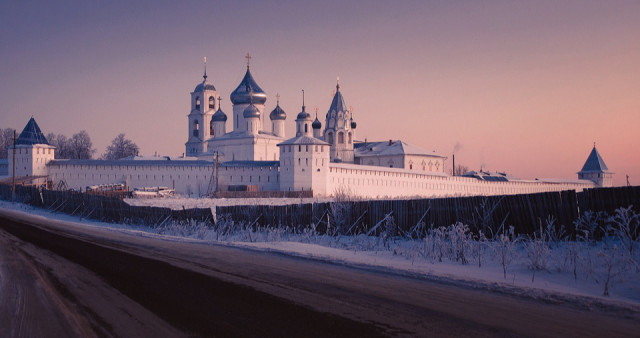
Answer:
9, 117, 55, 178
578, 144, 613, 187
323, 79, 355, 162
186, 58, 220, 156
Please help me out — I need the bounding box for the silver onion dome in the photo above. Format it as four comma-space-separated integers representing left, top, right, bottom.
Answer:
270, 104, 286, 120
211, 107, 227, 122
230, 68, 267, 105
243, 104, 261, 119
194, 80, 216, 92
297, 106, 311, 120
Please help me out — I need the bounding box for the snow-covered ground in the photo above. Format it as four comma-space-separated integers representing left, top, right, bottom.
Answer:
2, 200, 639, 314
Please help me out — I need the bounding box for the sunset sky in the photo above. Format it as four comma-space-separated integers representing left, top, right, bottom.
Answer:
1, 1, 638, 186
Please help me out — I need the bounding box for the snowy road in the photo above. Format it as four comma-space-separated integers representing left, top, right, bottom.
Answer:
1, 210, 639, 337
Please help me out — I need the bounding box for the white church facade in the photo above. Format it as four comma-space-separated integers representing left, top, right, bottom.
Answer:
5, 57, 610, 198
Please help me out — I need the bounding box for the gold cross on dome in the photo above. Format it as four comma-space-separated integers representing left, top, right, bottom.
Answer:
245, 53, 252, 68
276, 93, 280, 103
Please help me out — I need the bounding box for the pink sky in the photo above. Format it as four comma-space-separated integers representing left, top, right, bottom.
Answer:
1, 1, 638, 186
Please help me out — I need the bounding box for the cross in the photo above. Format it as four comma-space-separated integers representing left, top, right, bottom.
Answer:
315, 107, 319, 114
276, 93, 280, 104
245, 53, 251, 68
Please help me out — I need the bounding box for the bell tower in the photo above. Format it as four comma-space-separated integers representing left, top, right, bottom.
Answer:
186, 57, 219, 157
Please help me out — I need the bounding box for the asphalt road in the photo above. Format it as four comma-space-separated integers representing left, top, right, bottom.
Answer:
1, 209, 639, 337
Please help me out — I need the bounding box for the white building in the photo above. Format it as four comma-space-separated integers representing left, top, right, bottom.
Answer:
6, 57, 613, 198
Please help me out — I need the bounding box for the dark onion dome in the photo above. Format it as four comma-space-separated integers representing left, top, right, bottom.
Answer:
296, 106, 311, 120
270, 104, 286, 120
243, 104, 261, 118
211, 107, 227, 122
312, 115, 322, 129
230, 68, 267, 105
194, 80, 216, 92
350, 118, 357, 129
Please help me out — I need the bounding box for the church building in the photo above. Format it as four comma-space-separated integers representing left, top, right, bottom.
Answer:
3, 56, 613, 198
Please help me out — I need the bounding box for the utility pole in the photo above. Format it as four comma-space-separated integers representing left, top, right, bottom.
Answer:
11, 130, 16, 203
215, 152, 219, 194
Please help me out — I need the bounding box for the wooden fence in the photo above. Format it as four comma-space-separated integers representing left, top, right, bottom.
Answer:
216, 186, 640, 236
0, 184, 213, 226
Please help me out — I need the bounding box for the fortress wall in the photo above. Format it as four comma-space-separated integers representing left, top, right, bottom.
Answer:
325, 163, 594, 198
48, 162, 215, 196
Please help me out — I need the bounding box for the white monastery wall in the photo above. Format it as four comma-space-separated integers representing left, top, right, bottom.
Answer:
217, 163, 280, 192
48, 161, 214, 196
325, 163, 595, 199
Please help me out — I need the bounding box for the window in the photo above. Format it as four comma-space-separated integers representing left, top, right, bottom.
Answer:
348, 132, 352, 144
195, 96, 201, 110
327, 132, 334, 144
338, 132, 344, 144
298, 145, 301, 152
193, 120, 199, 137
306, 145, 309, 152
304, 124, 308, 133
209, 96, 214, 109
210, 120, 214, 136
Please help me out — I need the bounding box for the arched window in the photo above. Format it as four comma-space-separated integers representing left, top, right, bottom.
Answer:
304, 124, 308, 133
193, 120, 199, 137
210, 120, 214, 136
209, 96, 214, 109
195, 96, 201, 110
327, 132, 334, 144
348, 132, 352, 144
338, 132, 344, 144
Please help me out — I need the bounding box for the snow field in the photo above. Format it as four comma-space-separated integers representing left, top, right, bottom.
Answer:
1, 199, 639, 314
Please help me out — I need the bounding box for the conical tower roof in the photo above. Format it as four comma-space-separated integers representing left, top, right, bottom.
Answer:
327, 83, 348, 115
578, 146, 610, 173
16, 117, 49, 145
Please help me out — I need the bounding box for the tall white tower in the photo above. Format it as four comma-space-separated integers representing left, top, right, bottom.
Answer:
8, 117, 55, 178
323, 79, 356, 162
186, 58, 220, 156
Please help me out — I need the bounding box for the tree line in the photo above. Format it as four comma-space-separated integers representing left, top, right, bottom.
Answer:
0, 128, 138, 160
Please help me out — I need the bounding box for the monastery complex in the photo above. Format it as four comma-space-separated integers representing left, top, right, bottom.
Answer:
4, 57, 613, 198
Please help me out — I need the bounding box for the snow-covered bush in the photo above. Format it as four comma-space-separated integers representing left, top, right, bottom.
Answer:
574, 210, 609, 242
495, 226, 520, 279
524, 227, 550, 282
608, 206, 640, 255
447, 222, 472, 265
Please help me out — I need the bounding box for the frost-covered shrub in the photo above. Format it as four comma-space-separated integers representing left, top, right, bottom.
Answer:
524, 227, 550, 282
574, 210, 609, 242
495, 226, 520, 279
608, 206, 640, 255
595, 243, 631, 296
447, 222, 472, 265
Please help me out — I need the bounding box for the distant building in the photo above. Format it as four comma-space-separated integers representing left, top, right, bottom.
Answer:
6, 57, 612, 197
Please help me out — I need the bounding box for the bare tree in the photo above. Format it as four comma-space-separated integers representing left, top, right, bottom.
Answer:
103, 133, 139, 160
68, 130, 95, 159
451, 164, 469, 176
0, 128, 16, 158
46, 133, 71, 159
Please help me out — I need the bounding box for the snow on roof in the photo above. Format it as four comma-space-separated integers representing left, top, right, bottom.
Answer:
535, 178, 596, 185
278, 135, 330, 146
220, 161, 279, 168
48, 157, 214, 167
354, 140, 446, 158
578, 146, 611, 173
462, 170, 519, 182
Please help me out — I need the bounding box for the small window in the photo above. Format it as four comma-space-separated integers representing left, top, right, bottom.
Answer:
209, 96, 214, 109
305, 124, 308, 133
195, 96, 201, 110
338, 132, 344, 144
